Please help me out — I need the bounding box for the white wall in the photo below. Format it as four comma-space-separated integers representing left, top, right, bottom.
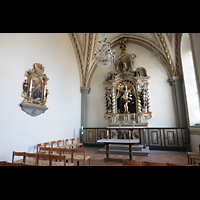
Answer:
88, 43, 176, 128
0, 33, 81, 161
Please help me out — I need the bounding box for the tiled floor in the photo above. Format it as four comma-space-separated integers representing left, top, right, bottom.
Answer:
74, 147, 188, 166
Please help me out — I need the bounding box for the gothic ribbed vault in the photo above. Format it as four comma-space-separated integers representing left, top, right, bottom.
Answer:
69, 33, 183, 91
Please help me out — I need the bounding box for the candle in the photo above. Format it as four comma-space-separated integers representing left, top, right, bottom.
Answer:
107, 130, 109, 140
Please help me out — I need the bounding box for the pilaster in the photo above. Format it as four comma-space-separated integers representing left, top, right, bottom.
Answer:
169, 76, 188, 128
80, 87, 90, 128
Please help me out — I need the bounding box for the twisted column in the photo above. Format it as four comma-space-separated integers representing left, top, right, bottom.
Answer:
137, 83, 141, 113
111, 86, 116, 113
146, 83, 151, 112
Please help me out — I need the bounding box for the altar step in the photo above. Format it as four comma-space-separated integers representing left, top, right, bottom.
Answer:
99, 144, 149, 156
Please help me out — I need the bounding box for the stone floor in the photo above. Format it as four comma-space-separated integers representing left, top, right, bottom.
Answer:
75, 147, 188, 166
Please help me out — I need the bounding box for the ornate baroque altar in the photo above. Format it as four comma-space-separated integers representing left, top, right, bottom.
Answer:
104, 41, 152, 127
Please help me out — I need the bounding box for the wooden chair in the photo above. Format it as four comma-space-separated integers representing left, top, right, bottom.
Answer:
43, 142, 51, 147
187, 152, 200, 164
69, 139, 78, 149
71, 149, 91, 166
37, 154, 52, 166
187, 145, 200, 164
37, 143, 44, 153
50, 147, 61, 155
190, 154, 200, 164
57, 139, 64, 148
143, 161, 168, 166
12, 151, 26, 163
61, 139, 71, 148
51, 155, 74, 166
71, 138, 83, 149
50, 141, 57, 148
193, 158, 200, 165
7, 162, 22, 166
39, 147, 51, 154
60, 148, 73, 163
24, 153, 38, 165
21, 163, 39, 166
168, 163, 193, 166
122, 159, 144, 166
0, 161, 7, 166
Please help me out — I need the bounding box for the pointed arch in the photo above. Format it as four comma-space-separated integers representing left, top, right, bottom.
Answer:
86, 35, 173, 89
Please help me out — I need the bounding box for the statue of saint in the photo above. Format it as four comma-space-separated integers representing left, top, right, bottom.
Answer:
141, 89, 148, 107
120, 85, 133, 113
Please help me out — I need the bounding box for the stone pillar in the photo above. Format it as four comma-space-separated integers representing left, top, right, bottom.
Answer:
80, 87, 90, 128
169, 76, 188, 128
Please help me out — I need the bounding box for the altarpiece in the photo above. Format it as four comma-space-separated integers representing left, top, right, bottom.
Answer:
103, 41, 152, 127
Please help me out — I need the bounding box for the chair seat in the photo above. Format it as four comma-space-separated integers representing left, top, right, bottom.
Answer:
73, 155, 90, 161
51, 161, 74, 166
187, 152, 200, 155
14, 159, 24, 163
40, 150, 49, 154
38, 160, 51, 166
26, 159, 37, 165
193, 159, 200, 164
56, 145, 71, 148
61, 154, 71, 160
75, 143, 83, 147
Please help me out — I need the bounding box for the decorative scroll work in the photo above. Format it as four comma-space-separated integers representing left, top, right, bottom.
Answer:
103, 41, 152, 126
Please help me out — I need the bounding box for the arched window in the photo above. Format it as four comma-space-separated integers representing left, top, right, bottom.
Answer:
181, 33, 200, 126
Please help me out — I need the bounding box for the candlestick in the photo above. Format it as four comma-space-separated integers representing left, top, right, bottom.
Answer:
129, 130, 131, 141
107, 130, 109, 140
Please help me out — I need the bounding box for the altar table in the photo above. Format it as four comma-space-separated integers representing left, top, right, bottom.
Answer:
97, 139, 139, 162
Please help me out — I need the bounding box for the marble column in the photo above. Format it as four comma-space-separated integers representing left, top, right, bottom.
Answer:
169, 76, 188, 128
80, 87, 90, 128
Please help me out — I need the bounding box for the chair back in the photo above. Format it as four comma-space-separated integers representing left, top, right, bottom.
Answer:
57, 139, 64, 147
37, 143, 44, 153
168, 163, 192, 166
12, 151, 26, 163
71, 149, 86, 163
123, 159, 144, 166
39, 147, 51, 154
24, 153, 38, 164
60, 148, 72, 154
43, 142, 51, 147
51, 155, 66, 166
38, 154, 52, 166
144, 161, 168, 166
50, 148, 61, 155
50, 141, 57, 148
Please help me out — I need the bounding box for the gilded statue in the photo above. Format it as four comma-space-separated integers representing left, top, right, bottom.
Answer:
120, 85, 133, 113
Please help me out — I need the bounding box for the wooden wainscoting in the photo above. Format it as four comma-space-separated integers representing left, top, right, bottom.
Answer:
82, 128, 189, 150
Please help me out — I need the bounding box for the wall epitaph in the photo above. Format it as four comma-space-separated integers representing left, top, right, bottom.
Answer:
20, 63, 49, 116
